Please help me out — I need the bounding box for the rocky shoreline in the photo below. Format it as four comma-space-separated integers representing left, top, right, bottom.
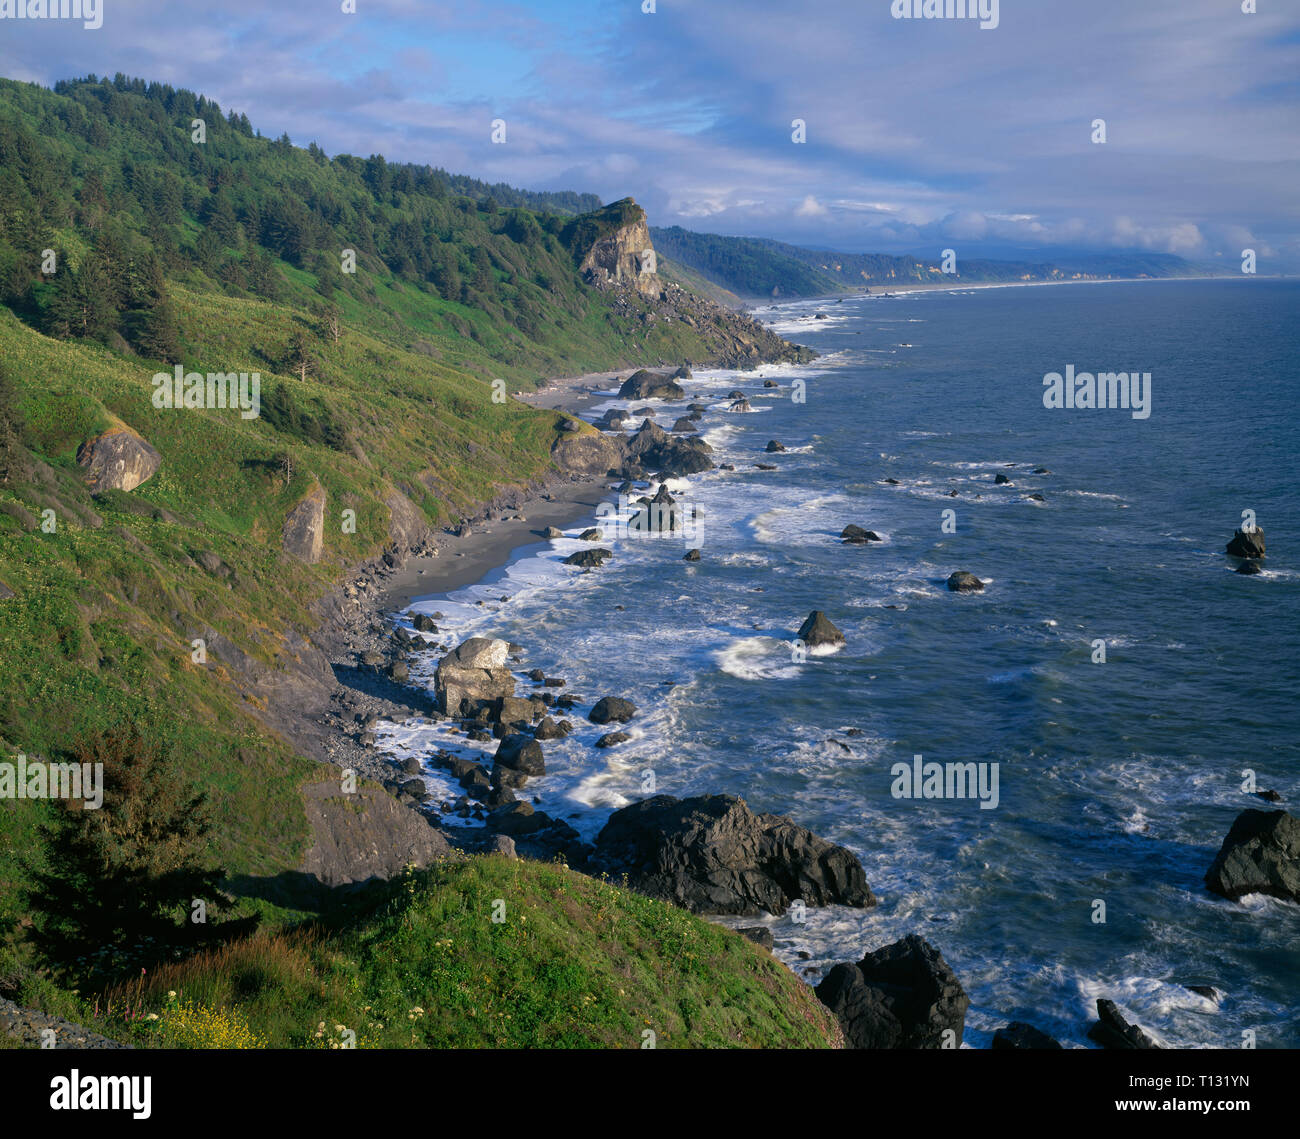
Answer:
197, 361, 1296, 1052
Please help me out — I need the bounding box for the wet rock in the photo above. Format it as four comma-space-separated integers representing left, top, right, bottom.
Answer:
1236, 561, 1262, 575
595, 731, 631, 748
1205, 809, 1300, 903
494, 733, 546, 777
841, 525, 881, 545
797, 610, 845, 649
765, 440, 786, 452
563, 548, 612, 568
589, 696, 637, 724
1087, 999, 1160, 1049
815, 935, 968, 1050
684, 548, 701, 561
1226, 528, 1265, 559
737, 926, 775, 950
992, 1022, 1063, 1050
946, 571, 984, 592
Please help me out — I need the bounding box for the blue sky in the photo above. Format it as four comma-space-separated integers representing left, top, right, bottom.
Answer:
2, 0, 1297, 266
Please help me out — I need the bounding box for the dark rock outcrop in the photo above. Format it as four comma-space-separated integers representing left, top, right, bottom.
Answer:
1087, 999, 1159, 1049
841, 524, 882, 545
1226, 528, 1266, 559
814, 935, 969, 1049
494, 733, 546, 777
593, 793, 874, 917
619, 370, 686, 401
590, 696, 637, 724
625, 418, 713, 476
563, 547, 612, 568
797, 610, 845, 649
946, 571, 984, 592
992, 1022, 1063, 1050
1205, 809, 1300, 903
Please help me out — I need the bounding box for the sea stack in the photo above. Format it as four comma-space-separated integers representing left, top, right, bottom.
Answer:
1226, 528, 1266, 559
797, 610, 846, 649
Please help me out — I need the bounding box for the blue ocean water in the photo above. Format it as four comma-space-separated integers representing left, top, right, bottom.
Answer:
383, 278, 1300, 1048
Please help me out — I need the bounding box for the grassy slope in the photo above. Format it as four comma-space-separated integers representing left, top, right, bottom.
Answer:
0, 76, 831, 1045
98, 857, 842, 1049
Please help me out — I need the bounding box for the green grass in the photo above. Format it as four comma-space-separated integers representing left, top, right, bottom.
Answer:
93, 857, 842, 1049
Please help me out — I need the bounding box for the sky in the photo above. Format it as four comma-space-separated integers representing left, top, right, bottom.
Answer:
1, 0, 1297, 267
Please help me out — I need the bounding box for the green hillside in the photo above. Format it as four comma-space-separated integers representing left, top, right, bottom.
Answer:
0, 73, 820, 1042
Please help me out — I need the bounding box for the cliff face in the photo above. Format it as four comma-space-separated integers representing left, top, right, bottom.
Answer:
569, 197, 816, 369
577, 205, 661, 298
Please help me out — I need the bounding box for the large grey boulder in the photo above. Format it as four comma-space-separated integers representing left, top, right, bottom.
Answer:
593, 793, 874, 917
282, 482, 327, 564
434, 637, 516, 716
76, 425, 161, 492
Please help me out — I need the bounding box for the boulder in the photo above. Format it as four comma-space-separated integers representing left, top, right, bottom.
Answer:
490, 800, 548, 836
618, 370, 686, 401
625, 418, 713, 476
534, 716, 568, 741
671, 417, 698, 434
840, 525, 881, 545
493, 696, 537, 727
593, 793, 874, 917
1205, 809, 1300, 903
814, 935, 968, 1049
797, 610, 845, 649
579, 528, 603, 541
595, 731, 631, 748
683, 548, 701, 562
494, 733, 546, 776
994, 473, 1012, 485
992, 1022, 1063, 1050
386, 660, 409, 684
542, 526, 564, 539
75, 424, 161, 492
1236, 560, 1262, 575
589, 696, 637, 724
434, 637, 515, 717
728, 398, 752, 413
727, 389, 745, 400
1226, 528, 1265, 559
946, 571, 984, 593
1087, 999, 1159, 1050
738, 926, 775, 950
486, 834, 518, 858
412, 613, 438, 632
765, 440, 786, 453
564, 548, 612, 568
282, 482, 327, 564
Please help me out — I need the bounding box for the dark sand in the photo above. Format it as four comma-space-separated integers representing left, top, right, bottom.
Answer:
379, 479, 615, 612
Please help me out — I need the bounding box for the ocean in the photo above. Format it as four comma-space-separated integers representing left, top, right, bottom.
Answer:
378, 277, 1300, 1048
